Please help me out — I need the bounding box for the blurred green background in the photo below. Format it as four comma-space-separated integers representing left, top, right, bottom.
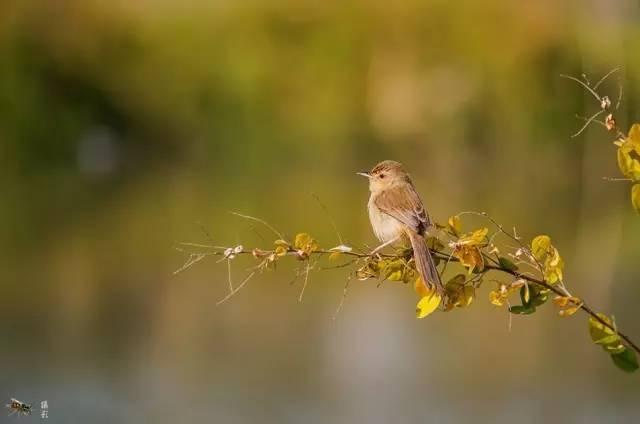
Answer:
1, 0, 639, 422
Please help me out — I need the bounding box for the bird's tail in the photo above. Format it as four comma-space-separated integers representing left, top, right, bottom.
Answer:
408, 231, 444, 296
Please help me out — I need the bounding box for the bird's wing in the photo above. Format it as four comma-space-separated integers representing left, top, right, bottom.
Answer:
374, 184, 431, 234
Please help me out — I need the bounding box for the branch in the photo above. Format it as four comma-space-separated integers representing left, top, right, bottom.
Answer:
175, 211, 640, 362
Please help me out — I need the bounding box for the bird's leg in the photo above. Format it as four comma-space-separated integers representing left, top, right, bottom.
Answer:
369, 236, 401, 257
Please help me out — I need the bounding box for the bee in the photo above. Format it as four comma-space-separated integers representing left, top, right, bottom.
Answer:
5, 398, 32, 417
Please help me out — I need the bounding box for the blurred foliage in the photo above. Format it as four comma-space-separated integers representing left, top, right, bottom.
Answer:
1, 1, 640, 420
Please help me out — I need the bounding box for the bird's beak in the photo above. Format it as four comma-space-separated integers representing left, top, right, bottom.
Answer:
356, 172, 371, 178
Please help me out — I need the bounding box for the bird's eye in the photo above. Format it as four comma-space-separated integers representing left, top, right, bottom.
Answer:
379, 173, 385, 179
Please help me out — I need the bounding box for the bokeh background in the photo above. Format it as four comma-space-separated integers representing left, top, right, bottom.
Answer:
1, 0, 639, 422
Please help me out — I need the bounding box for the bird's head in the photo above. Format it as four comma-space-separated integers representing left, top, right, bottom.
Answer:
357, 160, 410, 193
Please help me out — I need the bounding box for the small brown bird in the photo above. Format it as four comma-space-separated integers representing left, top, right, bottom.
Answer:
358, 160, 443, 295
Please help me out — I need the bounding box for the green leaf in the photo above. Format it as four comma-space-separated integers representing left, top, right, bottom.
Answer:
498, 256, 518, 272
603, 343, 627, 354
610, 349, 639, 373
589, 314, 617, 344
383, 260, 405, 282
519, 285, 531, 306
531, 235, 551, 261
445, 274, 466, 288
509, 304, 536, 315
425, 236, 445, 252
632, 184, 640, 213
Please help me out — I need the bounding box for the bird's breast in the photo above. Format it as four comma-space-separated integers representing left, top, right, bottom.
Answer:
367, 196, 405, 242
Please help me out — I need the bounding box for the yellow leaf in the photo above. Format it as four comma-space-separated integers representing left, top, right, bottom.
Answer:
489, 290, 504, 306
558, 305, 580, 317
553, 296, 570, 307
447, 215, 462, 236
458, 227, 489, 246
294, 232, 319, 256
383, 260, 406, 282
416, 292, 442, 319
617, 141, 640, 180
628, 123, 640, 144
275, 246, 288, 257
461, 285, 475, 307
543, 249, 564, 284
328, 252, 342, 261
414, 277, 430, 297
531, 235, 551, 261
294, 233, 311, 249
454, 245, 485, 274
632, 184, 640, 213
274, 239, 290, 247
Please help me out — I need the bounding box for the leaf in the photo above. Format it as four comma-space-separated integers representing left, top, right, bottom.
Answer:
489, 290, 504, 306
509, 304, 536, 315
558, 305, 580, 317
553, 296, 570, 307
531, 235, 551, 261
328, 252, 342, 261
610, 349, 639, 373
446, 274, 467, 287
275, 246, 288, 257
617, 141, 640, 180
447, 215, 462, 236
453, 245, 485, 274
461, 285, 475, 307
274, 239, 290, 247
294, 233, 310, 249
467, 228, 489, 245
530, 291, 549, 307
425, 236, 445, 252
414, 277, 430, 298
632, 184, 640, 213
383, 260, 406, 282
293, 232, 319, 258
520, 285, 531, 306
498, 256, 518, 272
543, 247, 564, 284
443, 274, 473, 309
416, 292, 442, 319
628, 123, 640, 144
603, 342, 627, 354
588, 313, 618, 344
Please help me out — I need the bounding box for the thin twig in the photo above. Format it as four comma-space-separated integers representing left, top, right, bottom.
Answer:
298, 260, 314, 302
572, 110, 604, 138
230, 212, 285, 240
593, 67, 619, 90
333, 274, 353, 320
216, 271, 256, 305
560, 74, 601, 102
227, 260, 234, 292
312, 192, 344, 245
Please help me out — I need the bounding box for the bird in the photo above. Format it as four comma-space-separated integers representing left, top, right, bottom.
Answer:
358, 160, 444, 295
